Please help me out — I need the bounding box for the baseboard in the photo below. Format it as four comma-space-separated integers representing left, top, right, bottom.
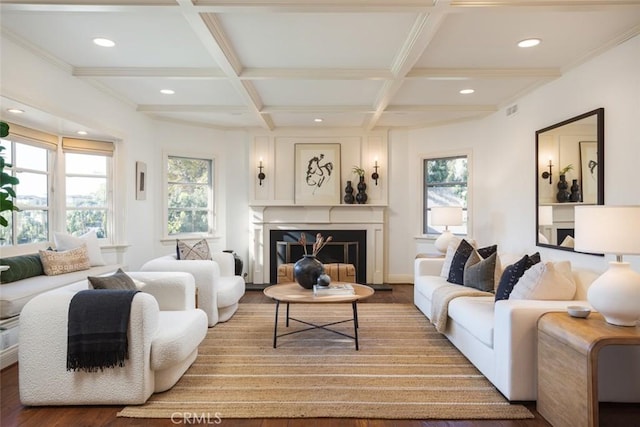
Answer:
1, 344, 18, 370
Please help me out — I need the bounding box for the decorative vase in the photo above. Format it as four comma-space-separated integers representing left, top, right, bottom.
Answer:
556, 174, 570, 203
355, 176, 368, 204
293, 255, 325, 289
343, 180, 355, 204
223, 250, 243, 276
570, 179, 581, 202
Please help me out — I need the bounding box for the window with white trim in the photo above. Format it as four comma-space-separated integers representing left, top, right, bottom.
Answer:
63, 138, 114, 240
166, 155, 214, 236
0, 138, 52, 246
423, 155, 468, 235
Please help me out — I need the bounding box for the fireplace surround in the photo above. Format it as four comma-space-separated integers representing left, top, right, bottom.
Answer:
250, 205, 385, 285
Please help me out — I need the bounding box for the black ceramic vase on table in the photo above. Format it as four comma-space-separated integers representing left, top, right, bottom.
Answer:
344, 181, 355, 204
293, 255, 325, 289
355, 176, 368, 204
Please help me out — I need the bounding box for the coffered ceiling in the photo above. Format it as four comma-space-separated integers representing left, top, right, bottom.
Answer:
1, 0, 639, 134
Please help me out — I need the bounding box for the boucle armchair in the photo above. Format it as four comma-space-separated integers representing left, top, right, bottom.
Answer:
19, 271, 208, 405
141, 252, 245, 327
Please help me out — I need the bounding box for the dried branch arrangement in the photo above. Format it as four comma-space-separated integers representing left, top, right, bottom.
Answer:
298, 232, 333, 256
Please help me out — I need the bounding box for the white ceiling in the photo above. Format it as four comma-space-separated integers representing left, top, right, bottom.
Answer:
1, 0, 639, 137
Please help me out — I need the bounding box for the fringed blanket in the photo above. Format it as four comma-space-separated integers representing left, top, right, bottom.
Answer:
67, 289, 139, 372
430, 284, 492, 333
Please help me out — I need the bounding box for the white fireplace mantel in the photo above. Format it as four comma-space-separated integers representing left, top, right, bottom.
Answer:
250, 205, 386, 284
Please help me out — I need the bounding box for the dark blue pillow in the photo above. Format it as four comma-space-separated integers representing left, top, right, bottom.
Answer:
447, 239, 475, 285
494, 255, 529, 301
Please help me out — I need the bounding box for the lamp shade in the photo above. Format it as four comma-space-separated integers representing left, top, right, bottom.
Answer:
538, 205, 553, 226
574, 206, 640, 255
431, 206, 463, 227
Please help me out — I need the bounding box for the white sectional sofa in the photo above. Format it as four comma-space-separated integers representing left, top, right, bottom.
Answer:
414, 255, 640, 402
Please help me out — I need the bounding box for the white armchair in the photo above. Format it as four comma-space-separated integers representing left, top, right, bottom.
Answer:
141, 252, 245, 327
19, 272, 208, 405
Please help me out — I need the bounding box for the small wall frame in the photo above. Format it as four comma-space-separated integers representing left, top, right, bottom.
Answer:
136, 161, 147, 200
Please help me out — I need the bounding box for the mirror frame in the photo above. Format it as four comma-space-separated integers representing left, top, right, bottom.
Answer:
535, 108, 604, 253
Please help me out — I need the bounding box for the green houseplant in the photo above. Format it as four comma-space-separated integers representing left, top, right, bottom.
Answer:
1, 121, 20, 227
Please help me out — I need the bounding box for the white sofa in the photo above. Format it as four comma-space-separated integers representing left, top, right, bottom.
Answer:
141, 252, 245, 327
414, 256, 640, 402
19, 271, 208, 405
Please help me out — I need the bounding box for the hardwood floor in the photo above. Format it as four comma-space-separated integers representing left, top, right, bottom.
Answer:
2, 285, 637, 427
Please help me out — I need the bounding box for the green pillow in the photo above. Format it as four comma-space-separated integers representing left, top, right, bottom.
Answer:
0, 254, 44, 283
88, 268, 137, 290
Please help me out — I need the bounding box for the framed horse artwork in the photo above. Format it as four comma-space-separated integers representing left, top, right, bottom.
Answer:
294, 143, 341, 205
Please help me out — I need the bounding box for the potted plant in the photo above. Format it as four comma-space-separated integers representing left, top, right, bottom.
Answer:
1, 121, 19, 227
351, 166, 368, 204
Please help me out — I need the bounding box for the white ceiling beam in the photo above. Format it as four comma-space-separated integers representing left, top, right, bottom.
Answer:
240, 68, 394, 80
174, 0, 273, 130
261, 105, 375, 113
384, 104, 497, 112
450, 1, 640, 7
137, 105, 249, 112
364, 10, 446, 130
191, 0, 437, 13
73, 67, 226, 78
407, 67, 562, 79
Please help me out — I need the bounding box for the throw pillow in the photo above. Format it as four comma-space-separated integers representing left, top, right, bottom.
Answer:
54, 230, 106, 267
0, 254, 44, 283
447, 239, 475, 285
439, 237, 462, 278
88, 268, 137, 290
494, 254, 529, 301
525, 252, 541, 269
176, 239, 212, 260
39, 245, 91, 276
477, 244, 498, 259
560, 235, 575, 248
463, 251, 497, 292
510, 261, 576, 300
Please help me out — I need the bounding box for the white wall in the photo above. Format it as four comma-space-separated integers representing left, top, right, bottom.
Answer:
3, 32, 638, 280
397, 34, 640, 277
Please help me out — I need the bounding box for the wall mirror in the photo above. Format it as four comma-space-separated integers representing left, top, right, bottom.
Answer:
535, 108, 604, 253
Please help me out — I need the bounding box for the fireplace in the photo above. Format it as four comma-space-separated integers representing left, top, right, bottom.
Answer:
249, 205, 385, 285
270, 229, 367, 284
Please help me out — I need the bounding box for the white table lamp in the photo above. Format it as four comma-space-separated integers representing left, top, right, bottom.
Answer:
574, 205, 640, 326
431, 206, 463, 254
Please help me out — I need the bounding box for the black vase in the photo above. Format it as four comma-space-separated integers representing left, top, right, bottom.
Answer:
570, 179, 581, 202
223, 250, 243, 276
355, 176, 368, 204
556, 175, 570, 203
293, 255, 325, 289
343, 180, 355, 204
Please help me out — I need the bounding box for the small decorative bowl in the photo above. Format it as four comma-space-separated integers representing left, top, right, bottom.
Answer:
567, 305, 591, 318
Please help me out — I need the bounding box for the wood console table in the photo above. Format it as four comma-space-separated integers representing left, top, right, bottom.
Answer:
537, 312, 640, 427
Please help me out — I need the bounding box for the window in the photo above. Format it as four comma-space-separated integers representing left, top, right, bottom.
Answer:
64, 153, 110, 238
166, 155, 214, 236
423, 155, 468, 235
0, 138, 51, 246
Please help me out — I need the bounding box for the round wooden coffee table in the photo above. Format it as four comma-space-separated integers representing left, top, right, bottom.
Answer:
263, 282, 374, 350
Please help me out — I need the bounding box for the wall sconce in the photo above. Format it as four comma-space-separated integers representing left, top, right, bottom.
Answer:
371, 159, 380, 185
541, 159, 553, 184
257, 158, 265, 186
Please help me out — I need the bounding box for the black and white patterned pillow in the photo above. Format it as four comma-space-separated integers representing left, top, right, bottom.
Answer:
176, 239, 212, 260
446, 239, 475, 285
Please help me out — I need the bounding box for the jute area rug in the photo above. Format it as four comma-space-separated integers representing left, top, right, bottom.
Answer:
118, 303, 533, 420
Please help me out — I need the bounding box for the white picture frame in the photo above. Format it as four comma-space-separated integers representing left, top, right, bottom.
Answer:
294, 143, 341, 205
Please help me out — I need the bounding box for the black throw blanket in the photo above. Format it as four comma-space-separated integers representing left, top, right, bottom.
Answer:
67, 289, 139, 372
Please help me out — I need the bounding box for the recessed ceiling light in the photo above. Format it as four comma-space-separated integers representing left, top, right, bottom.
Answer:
459, 89, 475, 95
7, 108, 24, 114
160, 89, 175, 95
93, 38, 115, 48
518, 38, 541, 48
77, 130, 88, 135
314, 118, 323, 123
